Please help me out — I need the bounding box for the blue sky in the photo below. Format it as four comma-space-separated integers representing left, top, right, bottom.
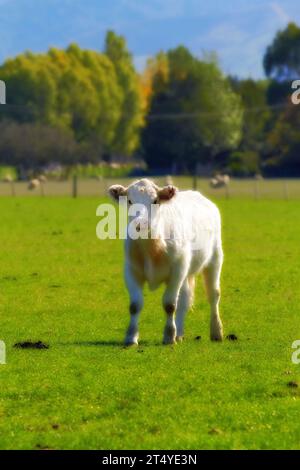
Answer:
0, 0, 299, 78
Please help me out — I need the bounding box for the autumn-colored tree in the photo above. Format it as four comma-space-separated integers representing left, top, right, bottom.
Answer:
140, 52, 169, 111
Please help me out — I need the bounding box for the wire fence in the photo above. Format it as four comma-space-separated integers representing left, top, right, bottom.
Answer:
0, 176, 300, 200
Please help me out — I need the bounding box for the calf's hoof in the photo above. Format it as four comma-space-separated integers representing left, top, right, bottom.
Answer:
124, 338, 139, 347
124, 342, 138, 348
210, 331, 223, 341
163, 336, 177, 345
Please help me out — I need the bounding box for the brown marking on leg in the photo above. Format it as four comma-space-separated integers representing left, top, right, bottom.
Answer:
164, 303, 175, 315
163, 303, 176, 344
130, 302, 139, 315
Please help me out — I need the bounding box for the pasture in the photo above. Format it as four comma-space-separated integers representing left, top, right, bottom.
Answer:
0, 194, 299, 449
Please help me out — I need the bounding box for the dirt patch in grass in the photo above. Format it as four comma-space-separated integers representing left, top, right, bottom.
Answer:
287, 381, 298, 388
226, 334, 238, 341
14, 340, 49, 349
208, 428, 223, 435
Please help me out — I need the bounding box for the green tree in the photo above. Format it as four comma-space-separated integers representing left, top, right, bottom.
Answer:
105, 31, 145, 156
0, 120, 80, 168
262, 23, 300, 175
264, 22, 300, 81
265, 104, 300, 176
142, 47, 243, 170
0, 32, 145, 159
230, 78, 270, 153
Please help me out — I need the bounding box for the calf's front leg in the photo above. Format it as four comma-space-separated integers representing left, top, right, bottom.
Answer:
162, 260, 189, 345
124, 264, 144, 346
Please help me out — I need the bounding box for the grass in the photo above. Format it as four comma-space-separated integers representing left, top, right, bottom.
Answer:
0, 196, 299, 450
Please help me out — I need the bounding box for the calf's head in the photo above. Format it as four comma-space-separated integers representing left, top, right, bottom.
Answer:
108, 179, 177, 234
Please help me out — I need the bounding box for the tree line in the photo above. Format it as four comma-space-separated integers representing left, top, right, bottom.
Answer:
0, 24, 300, 177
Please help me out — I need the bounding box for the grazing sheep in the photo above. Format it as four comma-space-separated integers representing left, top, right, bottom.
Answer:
109, 178, 224, 345
210, 174, 230, 188
3, 175, 13, 183
28, 179, 40, 190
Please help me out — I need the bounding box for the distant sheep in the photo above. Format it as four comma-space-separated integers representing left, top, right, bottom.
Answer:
3, 175, 13, 183
28, 179, 40, 190
38, 175, 47, 183
210, 174, 230, 189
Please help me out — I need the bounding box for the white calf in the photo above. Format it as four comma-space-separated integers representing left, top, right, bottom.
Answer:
109, 178, 224, 345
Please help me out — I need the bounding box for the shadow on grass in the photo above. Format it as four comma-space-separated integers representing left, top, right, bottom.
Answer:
58, 340, 123, 347
58, 339, 155, 347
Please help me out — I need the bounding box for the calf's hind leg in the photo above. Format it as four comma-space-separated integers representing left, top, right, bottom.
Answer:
175, 276, 194, 342
203, 248, 223, 341
124, 265, 144, 346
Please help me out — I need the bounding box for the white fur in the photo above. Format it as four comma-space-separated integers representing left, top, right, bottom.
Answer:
109, 179, 224, 345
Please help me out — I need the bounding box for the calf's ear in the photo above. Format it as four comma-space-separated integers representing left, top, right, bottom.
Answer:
108, 184, 127, 201
157, 185, 177, 202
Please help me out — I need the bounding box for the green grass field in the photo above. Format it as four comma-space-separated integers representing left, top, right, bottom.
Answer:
0, 196, 299, 450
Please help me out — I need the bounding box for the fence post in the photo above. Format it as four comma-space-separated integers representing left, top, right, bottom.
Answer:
254, 179, 260, 200
283, 179, 289, 200
103, 178, 107, 198
193, 163, 201, 191
193, 174, 197, 191
10, 180, 15, 197
72, 175, 78, 198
